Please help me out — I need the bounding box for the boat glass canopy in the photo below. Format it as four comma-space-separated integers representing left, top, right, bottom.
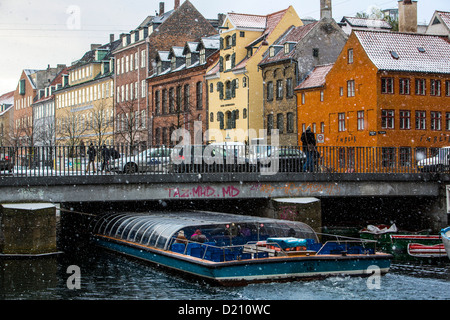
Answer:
91, 211, 319, 251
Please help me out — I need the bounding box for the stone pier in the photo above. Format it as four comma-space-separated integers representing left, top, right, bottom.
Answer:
0, 203, 57, 256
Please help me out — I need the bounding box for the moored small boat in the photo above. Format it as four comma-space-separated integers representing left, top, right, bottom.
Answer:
442, 227, 450, 260
360, 224, 444, 261
407, 243, 447, 258
90, 211, 392, 286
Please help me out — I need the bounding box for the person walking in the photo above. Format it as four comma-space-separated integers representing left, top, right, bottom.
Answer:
101, 144, 111, 172
86, 143, 97, 173
301, 126, 317, 172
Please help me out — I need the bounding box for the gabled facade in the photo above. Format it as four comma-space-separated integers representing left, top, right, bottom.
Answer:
33, 67, 70, 148
55, 40, 120, 147
258, 17, 347, 146
206, 6, 303, 144
13, 65, 66, 146
426, 11, 450, 38
148, 35, 220, 146
0, 91, 14, 145
340, 17, 393, 35
114, 0, 217, 149
295, 30, 450, 169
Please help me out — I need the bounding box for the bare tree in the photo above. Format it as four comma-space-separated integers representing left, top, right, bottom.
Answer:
91, 97, 114, 147
115, 97, 148, 153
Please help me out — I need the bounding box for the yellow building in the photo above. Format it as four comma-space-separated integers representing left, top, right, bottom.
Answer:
55, 40, 120, 147
206, 6, 303, 144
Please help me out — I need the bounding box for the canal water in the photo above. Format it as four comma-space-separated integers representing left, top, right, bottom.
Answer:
1, 247, 449, 301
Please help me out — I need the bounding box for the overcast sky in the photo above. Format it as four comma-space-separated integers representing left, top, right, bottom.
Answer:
0, 0, 447, 94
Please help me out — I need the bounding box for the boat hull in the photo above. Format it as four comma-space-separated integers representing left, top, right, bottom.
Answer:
95, 236, 391, 286
442, 228, 450, 260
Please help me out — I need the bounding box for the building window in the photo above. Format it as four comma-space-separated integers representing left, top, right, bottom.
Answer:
196, 82, 203, 110
176, 86, 182, 111
169, 88, 175, 113
276, 80, 283, 100
415, 79, 426, 95
200, 49, 206, 65
399, 78, 410, 95
381, 78, 394, 94
141, 50, 146, 68
415, 111, 426, 130
301, 93, 305, 105
446, 113, 450, 130
320, 90, 324, 102
382, 147, 396, 168
286, 78, 293, 98
267, 114, 274, 135
431, 111, 442, 131
399, 110, 411, 130
184, 84, 190, 111
267, 81, 274, 101
446, 81, 450, 97
155, 90, 160, 115
313, 48, 319, 58
399, 147, 412, 167
162, 89, 167, 114
321, 122, 325, 134
243, 108, 247, 119
141, 80, 146, 98
210, 112, 214, 122
347, 80, 355, 97
340, 87, 343, 96
338, 113, 346, 132
357, 111, 365, 131
277, 113, 284, 134
287, 113, 294, 133
381, 109, 395, 129
430, 80, 441, 96
348, 49, 353, 64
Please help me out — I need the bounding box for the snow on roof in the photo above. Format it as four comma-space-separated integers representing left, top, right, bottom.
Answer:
295, 64, 334, 90
436, 11, 450, 30
341, 17, 392, 30
227, 12, 267, 30
355, 30, 450, 73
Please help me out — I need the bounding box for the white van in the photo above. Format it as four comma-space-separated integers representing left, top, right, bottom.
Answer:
417, 147, 450, 172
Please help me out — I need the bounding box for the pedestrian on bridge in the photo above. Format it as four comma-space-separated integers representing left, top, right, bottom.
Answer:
86, 143, 97, 173
301, 126, 317, 172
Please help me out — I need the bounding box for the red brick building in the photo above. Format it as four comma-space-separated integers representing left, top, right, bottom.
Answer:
113, 0, 218, 149
149, 36, 220, 146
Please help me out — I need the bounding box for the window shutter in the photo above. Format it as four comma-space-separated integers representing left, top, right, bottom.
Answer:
231, 53, 236, 68
231, 110, 236, 128
218, 82, 224, 100
220, 38, 224, 50
219, 56, 224, 72
232, 34, 236, 47
218, 112, 224, 129
231, 80, 236, 98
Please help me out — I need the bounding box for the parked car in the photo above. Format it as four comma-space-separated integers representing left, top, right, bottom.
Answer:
417, 147, 450, 172
257, 146, 307, 173
110, 147, 172, 174
171, 143, 252, 173
0, 147, 14, 173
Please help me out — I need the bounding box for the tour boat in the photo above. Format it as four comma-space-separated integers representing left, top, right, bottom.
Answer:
442, 227, 450, 260
91, 211, 392, 286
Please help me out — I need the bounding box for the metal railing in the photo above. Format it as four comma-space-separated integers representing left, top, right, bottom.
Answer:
0, 144, 447, 177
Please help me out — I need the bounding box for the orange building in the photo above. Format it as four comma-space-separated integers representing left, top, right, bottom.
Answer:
295, 30, 450, 170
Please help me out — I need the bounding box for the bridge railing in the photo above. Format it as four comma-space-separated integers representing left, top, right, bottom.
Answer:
0, 144, 445, 177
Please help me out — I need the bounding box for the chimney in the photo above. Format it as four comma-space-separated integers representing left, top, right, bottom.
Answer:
174, 0, 180, 10
398, 0, 417, 33
320, 0, 332, 20
110, 34, 115, 43
159, 2, 165, 16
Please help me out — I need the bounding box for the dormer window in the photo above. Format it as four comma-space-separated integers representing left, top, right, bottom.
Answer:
171, 56, 176, 70
186, 53, 192, 67
269, 46, 275, 57
284, 42, 295, 54
200, 48, 206, 65
157, 60, 162, 74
